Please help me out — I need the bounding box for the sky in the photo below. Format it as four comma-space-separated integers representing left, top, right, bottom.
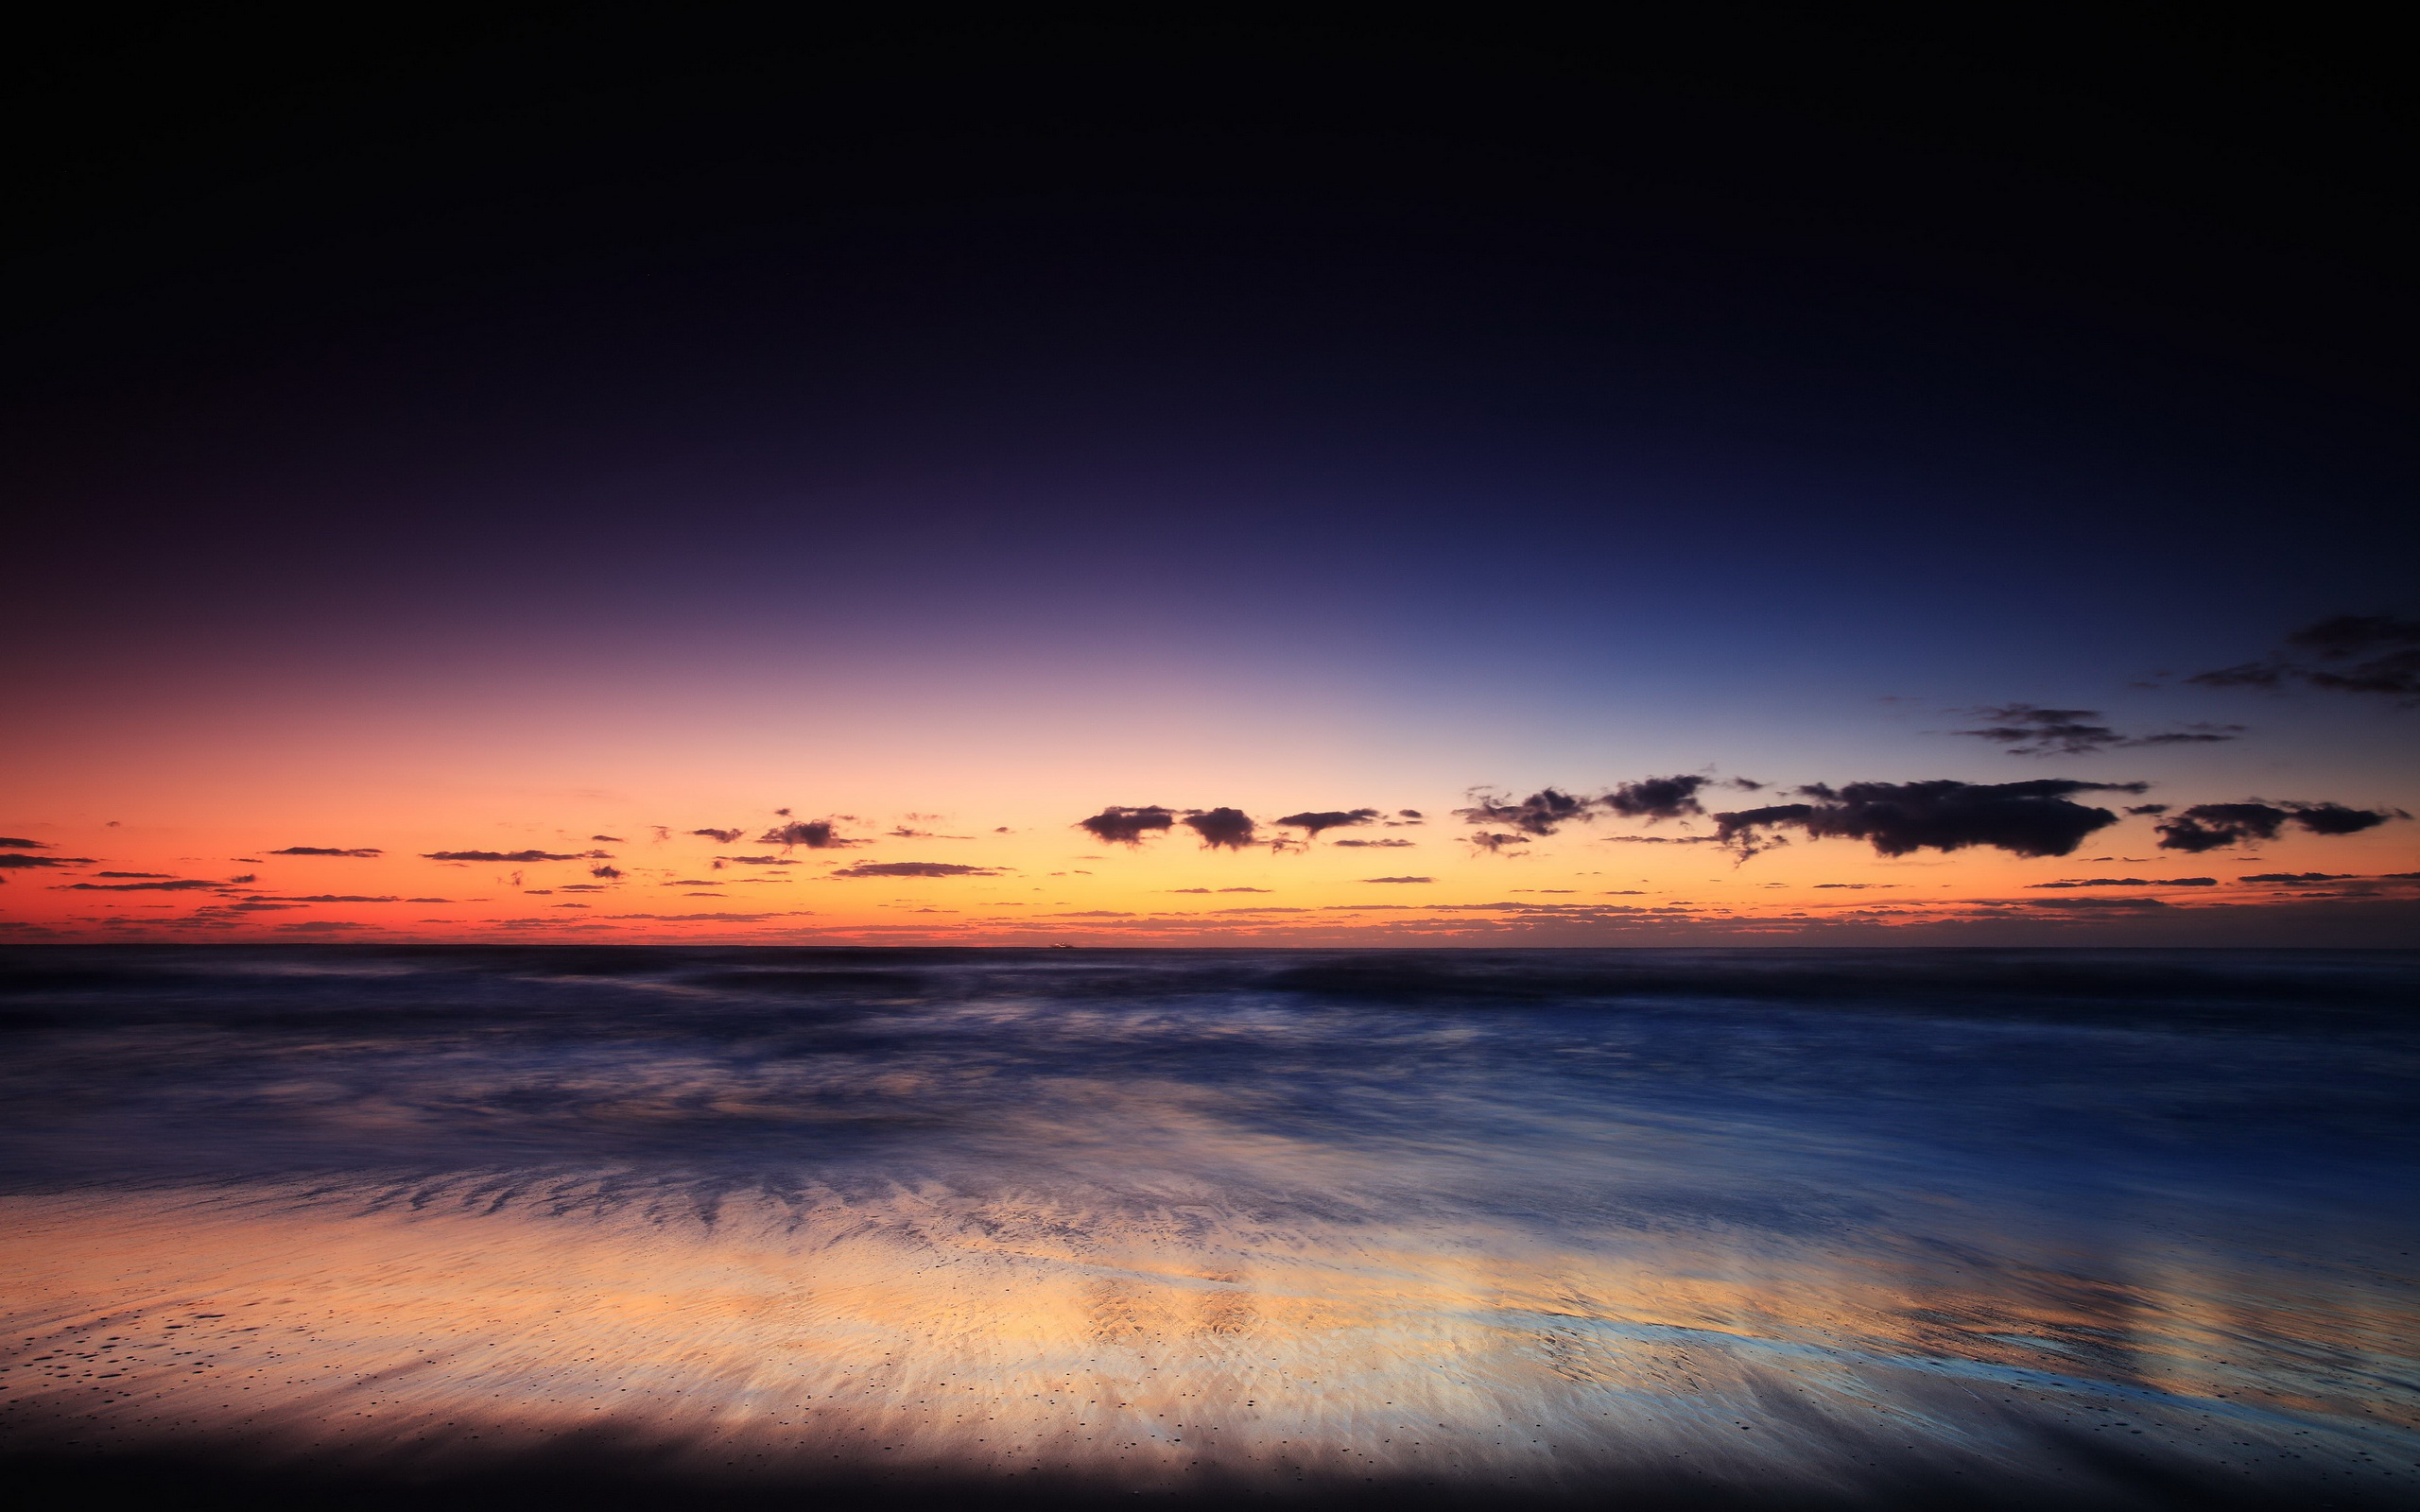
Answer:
4, 11, 2415, 946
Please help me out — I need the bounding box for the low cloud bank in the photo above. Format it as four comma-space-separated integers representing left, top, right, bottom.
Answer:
1713, 780, 2148, 860
2153, 800, 2406, 852
424, 850, 613, 863
829, 862, 1004, 879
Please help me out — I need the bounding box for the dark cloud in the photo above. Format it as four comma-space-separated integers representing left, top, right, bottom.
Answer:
422, 849, 612, 862
1600, 775, 1709, 821
2028, 877, 2217, 887
2023, 896, 2170, 910
1454, 790, 1587, 836
95, 871, 172, 878
1077, 806, 1176, 845
2127, 727, 2248, 747
1274, 808, 1381, 837
591, 864, 624, 880
1467, 832, 1530, 853
1181, 807, 1258, 850
2281, 617, 2420, 696
1952, 705, 2117, 755
591, 834, 625, 842
1360, 876, 1433, 884
1218, 887, 1270, 893
2238, 872, 2353, 883
689, 828, 745, 844
2153, 800, 2406, 851
2288, 614, 2420, 661
1953, 705, 2242, 756
607, 912, 804, 922
271, 894, 402, 902
2185, 662, 2287, 689
1714, 779, 2147, 860
828, 862, 1004, 878
54, 878, 219, 891
2292, 800, 2410, 834
2189, 614, 2420, 702
758, 820, 865, 849
404, 897, 451, 902
717, 855, 796, 866
268, 846, 383, 857
2149, 805, 2283, 851
2125, 803, 2170, 816
1396, 810, 1424, 819
1331, 838, 1416, 848
1600, 834, 1718, 845
1812, 883, 1896, 889
0, 837, 52, 849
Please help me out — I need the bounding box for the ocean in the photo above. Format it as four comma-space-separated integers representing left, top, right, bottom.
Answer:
1, 946, 2413, 1508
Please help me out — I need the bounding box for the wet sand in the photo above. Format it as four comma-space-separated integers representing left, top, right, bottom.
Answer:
1, 947, 2414, 1506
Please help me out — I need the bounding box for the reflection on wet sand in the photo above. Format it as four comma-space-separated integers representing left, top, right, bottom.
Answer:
3, 1174, 2411, 1505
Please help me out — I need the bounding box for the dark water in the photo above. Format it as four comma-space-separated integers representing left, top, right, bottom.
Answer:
1, 946, 2414, 1508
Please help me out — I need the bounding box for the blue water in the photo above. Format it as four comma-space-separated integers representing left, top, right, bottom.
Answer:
1, 946, 2414, 1508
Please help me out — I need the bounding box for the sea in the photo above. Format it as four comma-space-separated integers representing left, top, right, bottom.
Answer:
0, 946, 2413, 1508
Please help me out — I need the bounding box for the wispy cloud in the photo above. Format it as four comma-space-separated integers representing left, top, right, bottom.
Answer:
1952, 704, 2243, 756
2190, 614, 2420, 703
828, 862, 1004, 878
607, 912, 811, 922
2027, 877, 2216, 888
423, 849, 613, 863
53, 878, 220, 891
